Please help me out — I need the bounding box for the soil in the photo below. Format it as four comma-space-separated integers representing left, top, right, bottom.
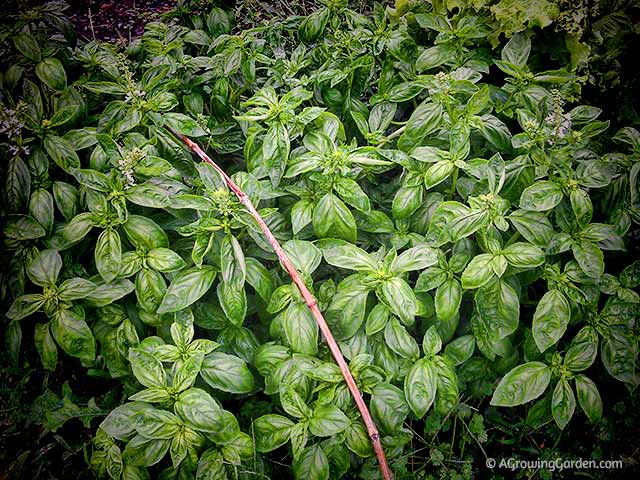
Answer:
66, 0, 177, 43
62, 0, 319, 43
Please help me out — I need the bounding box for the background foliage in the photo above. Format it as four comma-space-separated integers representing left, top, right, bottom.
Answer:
1, 0, 639, 478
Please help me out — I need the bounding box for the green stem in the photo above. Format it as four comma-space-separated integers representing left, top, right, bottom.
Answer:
379, 124, 407, 146
449, 167, 459, 199
505, 230, 521, 246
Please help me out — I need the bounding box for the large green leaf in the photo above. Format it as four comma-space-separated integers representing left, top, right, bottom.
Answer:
404, 358, 437, 418
51, 308, 96, 365
27, 249, 62, 286
491, 362, 551, 407
532, 289, 571, 353
201, 352, 255, 394
551, 379, 575, 430
293, 444, 329, 480
574, 375, 602, 423
312, 193, 357, 242
158, 267, 217, 314
323, 244, 376, 271
95, 229, 122, 283
253, 414, 295, 452
379, 277, 418, 325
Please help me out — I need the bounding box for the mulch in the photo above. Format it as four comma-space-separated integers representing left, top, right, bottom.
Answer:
64, 0, 322, 43
66, 0, 176, 43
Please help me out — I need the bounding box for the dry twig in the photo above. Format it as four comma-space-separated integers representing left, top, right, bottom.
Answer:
173, 129, 393, 480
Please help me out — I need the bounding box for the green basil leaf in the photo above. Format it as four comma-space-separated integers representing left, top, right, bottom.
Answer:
309, 404, 349, 437
326, 285, 369, 340
245, 258, 275, 302
392, 185, 423, 220
475, 279, 520, 341
435, 278, 462, 322
62, 212, 93, 243
35, 58, 67, 91
283, 240, 322, 276
123, 215, 169, 250
333, 177, 370, 212
444, 335, 475, 366
122, 434, 170, 467
365, 303, 390, 336
570, 188, 593, 228
95, 229, 122, 283
312, 193, 357, 242
14, 32, 41, 61
134, 409, 181, 440
6, 294, 45, 321
29, 189, 54, 232
27, 249, 62, 286
282, 302, 318, 355
58, 278, 96, 301
44, 135, 80, 172
532, 289, 571, 353
379, 277, 418, 325
345, 421, 373, 458
158, 267, 217, 314
519, 181, 563, 212
4, 215, 46, 241
201, 352, 255, 394
461, 254, 495, 289
391, 245, 438, 273
572, 240, 604, 278
424, 161, 455, 189
574, 375, 602, 423
404, 358, 437, 418
51, 307, 96, 364
398, 101, 443, 152
416, 267, 448, 292
171, 354, 204, 393
220, 234, 246, 286
502, 242, 545, 268
164, 112, 207, 137
551, 379, 575, 430
34, 322, 57, 370
370, 383, 409, 434
217, 281, 247, 326
291, 200, 314, 234
196, 448, 226, 480
146, 248, 186, 272
416, 44, 455, 71
253, 414, 295, 452
508, 209, 554, 247
323, 244, 376, 271
293, 444, 329, 480
128, 348, 166, 388
85, 278, 135, 307
422, 325, 442, 356
491, 362, 551, 407
263, 123, 290, 186
174, 388, 232, 436
563, 341, 597, 372
384, 317, 420, 360
100, 402, 149, 441
501, 32, 531, 65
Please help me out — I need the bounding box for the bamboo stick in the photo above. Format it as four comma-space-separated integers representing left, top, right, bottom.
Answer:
173, 130, 393, 480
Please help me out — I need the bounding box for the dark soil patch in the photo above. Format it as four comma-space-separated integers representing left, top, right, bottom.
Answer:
67, 0, 176, 42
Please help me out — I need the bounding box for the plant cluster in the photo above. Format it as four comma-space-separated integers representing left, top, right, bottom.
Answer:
1, 0, 639, 479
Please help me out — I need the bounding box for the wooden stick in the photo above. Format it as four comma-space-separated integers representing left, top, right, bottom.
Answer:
173, 130, 393, 480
